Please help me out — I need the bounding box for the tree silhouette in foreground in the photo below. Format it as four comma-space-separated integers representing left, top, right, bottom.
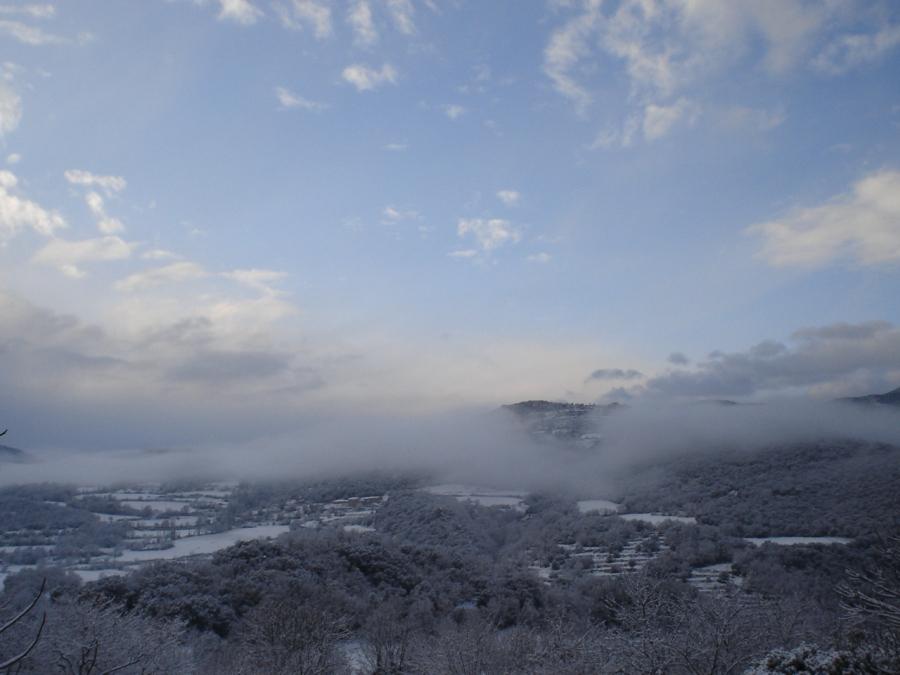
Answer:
0, 578, 46, 670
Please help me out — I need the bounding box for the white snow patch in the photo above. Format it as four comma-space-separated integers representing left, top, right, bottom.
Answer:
114, 525, 289, 562
617, 513, 697, 525
744, 536, 851, 546
577, 499, 621, 514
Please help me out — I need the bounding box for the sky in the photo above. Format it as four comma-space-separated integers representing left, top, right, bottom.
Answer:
0, 0, 899, 451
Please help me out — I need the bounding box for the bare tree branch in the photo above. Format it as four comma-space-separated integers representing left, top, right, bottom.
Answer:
0, 579, 45, 636
0, 611, 46, 670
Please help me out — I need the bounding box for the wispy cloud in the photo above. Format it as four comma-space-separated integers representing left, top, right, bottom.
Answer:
0, 4, 56, 20
342, 63, 398, 91
276, 0, 332, 39
457, 217, 521, 252
386, 0, 415, 35
588, 367, 643, 381
0, 170, 65, 240
814, 23, 900, 74
0, 19, 64, 45
442, 104, 465, 120
0, 83, 22, 137
642, 98, 699, 141
542, 0, 601, 114
544, 0, 899, 142
217, 0, 262, 25
275, 86, 326, 111
347, 0, 377, 46
32, 235, 135, 278
223, 268, 287, 294
497, 190, 520, 206
115, 261, 207, 292
381, 205, 418, 223
64, 169, 127, 196
84, 191, 125, 234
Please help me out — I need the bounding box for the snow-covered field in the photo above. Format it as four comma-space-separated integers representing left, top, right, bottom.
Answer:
688, 563, 743, 592
422, 484, 528, 509
343, 524, 376, 534
744, 536, 851, 546
617, 513, 697, 525
120, 500, 193, 513
115, 525, 290, 562
72, 568, 127, 583
95, 513, 139, 522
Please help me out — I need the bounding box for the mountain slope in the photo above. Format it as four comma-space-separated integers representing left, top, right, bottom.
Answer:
843, 386, 900, 406
0, 444, 28, 462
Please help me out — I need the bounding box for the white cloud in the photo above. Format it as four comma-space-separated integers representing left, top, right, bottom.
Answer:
544, 0, 894, 126
747, 169, 900, 268
448, 249, 478, 259
0, 19, 63, 45
442, 104, 465, 120
526, 252, 551, 264
96, 217, 124, 235
813, 23, 900, 75
0, 83, 22, 137
718, 104, 786, 132
223, 268, 287, 294
457, 218, 521, 252
85, 191, 104, 216
217, 0, 262, 25
543, 0, 601, 114
348, 0, 377, 46
0, 170, 65, 239
589, 115, 640, 149
274, 86, 326, 111
342, 63, 398, 92
642, 98, 698, 141
82, 191, 125, 234
588, 128, 619, 150
115, 261, 207, 292
142, 248, 179, 261
384, 142, 407, 152
32, 235, 135, 277
276, 0, 332, 39
5, 153, 20, 164
386, 0, 415, 35
381, 206, 418, 223
64, 169, 126, 196
496, 190, 520, 206
0, 5, 55, 19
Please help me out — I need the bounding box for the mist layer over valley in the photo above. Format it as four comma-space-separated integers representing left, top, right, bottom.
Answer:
1, 394, 899, 672
3, 0, 900, 671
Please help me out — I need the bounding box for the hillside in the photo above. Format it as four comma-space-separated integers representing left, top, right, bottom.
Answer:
843, 385, 900, 406
0, 444, 28, 463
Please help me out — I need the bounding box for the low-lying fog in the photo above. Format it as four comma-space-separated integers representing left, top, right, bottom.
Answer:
3, 398, 898, 491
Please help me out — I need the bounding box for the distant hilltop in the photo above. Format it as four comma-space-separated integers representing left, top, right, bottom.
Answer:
841, 386, 900, 407
501, 400, 621, 448
0, 443, 29, 463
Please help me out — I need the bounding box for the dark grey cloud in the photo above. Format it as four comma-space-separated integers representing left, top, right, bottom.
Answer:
646, 320, 900, 399
667, 352, 690, 366
168, 350, 296, 383
792, 321, 893, 342
588, 368, 644, 381
0, 290, 329, 451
